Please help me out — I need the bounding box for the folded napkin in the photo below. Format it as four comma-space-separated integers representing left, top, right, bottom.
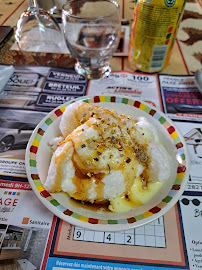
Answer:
0, 65, 14, 92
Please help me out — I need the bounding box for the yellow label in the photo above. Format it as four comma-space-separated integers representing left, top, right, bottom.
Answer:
129, 0, 185, 72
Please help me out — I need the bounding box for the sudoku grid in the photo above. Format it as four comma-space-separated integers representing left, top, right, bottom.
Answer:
73, 217, 166, 248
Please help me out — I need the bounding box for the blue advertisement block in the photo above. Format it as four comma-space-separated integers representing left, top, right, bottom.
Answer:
46, 257, 189, 270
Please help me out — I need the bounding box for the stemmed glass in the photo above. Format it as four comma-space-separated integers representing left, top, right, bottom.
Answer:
62, 0, 121, 79
36, 0, 61, 16
15, 0, 63, 53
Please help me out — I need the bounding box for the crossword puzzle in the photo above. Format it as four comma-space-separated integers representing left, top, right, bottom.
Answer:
73, 217, 166, 248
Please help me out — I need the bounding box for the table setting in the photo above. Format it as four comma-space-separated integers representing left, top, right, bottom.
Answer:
0, 0, 202, 269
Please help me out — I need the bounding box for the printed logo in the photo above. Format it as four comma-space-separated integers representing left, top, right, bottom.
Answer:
22, 217, 50, 226
22, 217, 29, 224
0, 191, 19, 213
165, 0, 176, 7
4, 191, 20, 196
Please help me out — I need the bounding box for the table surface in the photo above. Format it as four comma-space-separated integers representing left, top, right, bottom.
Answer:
0, 0, 201, 74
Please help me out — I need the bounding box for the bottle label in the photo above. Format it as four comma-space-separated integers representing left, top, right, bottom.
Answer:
129, 0, 185, 72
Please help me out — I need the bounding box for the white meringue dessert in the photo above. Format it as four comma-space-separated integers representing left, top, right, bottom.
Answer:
43, 101, 174, 213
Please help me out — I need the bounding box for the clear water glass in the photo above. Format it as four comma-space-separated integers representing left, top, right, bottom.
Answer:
15, 0, 63, 53
62, 0, 121, 79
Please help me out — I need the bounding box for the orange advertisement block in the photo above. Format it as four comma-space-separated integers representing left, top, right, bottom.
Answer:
51, 205, 186, 267
22, 217, 29, 224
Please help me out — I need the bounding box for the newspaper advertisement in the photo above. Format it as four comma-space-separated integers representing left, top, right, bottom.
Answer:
87, 72, 163, 110
0, 183, 54, 269
0, 65, 202, 270
159, 74, 202, 122
0, 65, 88, 181
174, 121, 202, 191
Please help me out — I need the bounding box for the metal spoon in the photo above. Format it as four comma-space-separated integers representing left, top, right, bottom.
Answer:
194, 69, 202, 94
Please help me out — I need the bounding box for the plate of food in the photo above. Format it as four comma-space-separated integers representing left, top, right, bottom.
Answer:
25, 95, 190, 231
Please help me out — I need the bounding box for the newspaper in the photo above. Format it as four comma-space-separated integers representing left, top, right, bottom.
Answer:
0, 65, 202, 270
159, 74, 202, 122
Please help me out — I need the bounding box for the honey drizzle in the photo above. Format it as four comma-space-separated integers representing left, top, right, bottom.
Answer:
71, 147, 106, 202
53, 140, 72, 192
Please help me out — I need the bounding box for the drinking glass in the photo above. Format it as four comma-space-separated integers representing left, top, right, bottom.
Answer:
37, 0, 66, 16
15, 0, 63, 52
62, 0, 121, 79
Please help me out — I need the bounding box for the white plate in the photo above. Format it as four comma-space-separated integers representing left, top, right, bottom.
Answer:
25, 95, 190, 231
